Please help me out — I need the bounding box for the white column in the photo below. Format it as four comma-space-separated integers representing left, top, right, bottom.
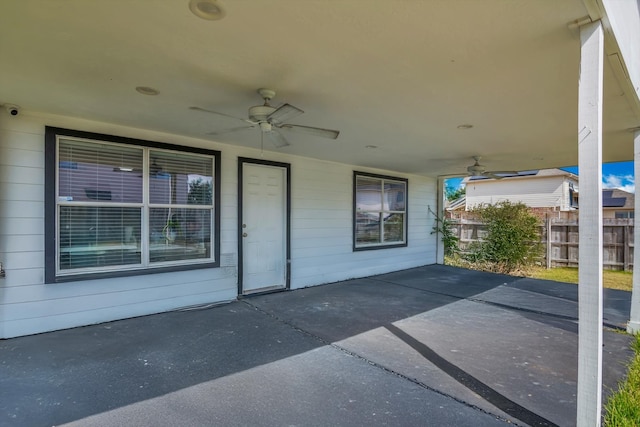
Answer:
629, 130, 640, 334
577, 20, 604, 427
435, 176, 445, 264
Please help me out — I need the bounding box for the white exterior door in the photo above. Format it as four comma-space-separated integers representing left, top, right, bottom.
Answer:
240, 161, 288, 294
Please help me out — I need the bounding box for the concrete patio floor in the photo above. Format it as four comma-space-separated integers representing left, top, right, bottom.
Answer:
0, 265, 634, 427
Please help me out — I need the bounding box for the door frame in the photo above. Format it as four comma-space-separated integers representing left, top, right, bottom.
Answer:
237, 157, 291, 295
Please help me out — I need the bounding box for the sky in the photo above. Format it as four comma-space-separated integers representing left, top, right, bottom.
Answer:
446, 161, 635, 194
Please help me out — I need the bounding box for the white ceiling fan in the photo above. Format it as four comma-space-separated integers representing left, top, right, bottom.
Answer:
466, 156, 517, 179
190, 88, 340, 148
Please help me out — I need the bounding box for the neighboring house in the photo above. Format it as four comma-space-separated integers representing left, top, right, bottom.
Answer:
450, 169, 580, 219
603, 189, 635, 219
448, 170, 634, 221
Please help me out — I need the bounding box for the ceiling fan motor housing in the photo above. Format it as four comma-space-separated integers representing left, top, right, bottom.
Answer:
249, 104, 276, 122
467, 164, 486, 174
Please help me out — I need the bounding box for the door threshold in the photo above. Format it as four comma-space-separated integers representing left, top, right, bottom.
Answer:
241, 285, 287, 298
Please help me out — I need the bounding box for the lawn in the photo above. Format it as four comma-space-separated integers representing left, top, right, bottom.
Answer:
603, 334, 640, 426
526, 267, 633, 292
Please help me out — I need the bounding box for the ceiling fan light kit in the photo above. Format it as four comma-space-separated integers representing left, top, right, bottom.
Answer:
192, 88, 340, 148
466, 156, 517, 179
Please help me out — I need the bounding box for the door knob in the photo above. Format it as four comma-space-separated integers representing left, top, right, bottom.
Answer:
242, 233, 248, 237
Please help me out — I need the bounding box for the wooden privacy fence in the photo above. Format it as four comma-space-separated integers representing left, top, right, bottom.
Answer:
449, 218, 634, 271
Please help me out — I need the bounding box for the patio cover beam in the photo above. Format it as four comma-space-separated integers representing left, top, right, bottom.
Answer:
576, 20, 604, 427
629, 129, 640, 334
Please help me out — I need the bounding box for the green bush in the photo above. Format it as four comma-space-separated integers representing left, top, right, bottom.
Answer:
468, 201, 542, 273
431, 215, 459, 257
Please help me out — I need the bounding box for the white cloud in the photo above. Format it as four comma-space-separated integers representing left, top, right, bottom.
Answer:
603, 174, 634, 193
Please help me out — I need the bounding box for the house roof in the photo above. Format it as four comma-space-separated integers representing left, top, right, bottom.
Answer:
462, 168, 578, 184
1, 1, 639, 177
446, 196, 467, 211
603, 189, 635, 209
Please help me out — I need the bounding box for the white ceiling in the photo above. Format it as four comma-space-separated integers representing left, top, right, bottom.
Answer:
1, 0, 639, 177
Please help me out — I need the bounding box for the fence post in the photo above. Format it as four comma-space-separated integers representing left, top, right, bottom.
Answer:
546, 215, 552, 269
624, 224, 630, 272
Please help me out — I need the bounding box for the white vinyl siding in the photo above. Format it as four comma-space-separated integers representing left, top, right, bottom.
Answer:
466, 176, 566, 210
0, 113, 436, 338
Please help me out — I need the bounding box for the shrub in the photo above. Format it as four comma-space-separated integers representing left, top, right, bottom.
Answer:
468, 201, 542, 273
431, 215, 459, 257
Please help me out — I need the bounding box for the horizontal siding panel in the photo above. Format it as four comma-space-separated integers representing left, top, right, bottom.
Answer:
292, 244, 352, 259
0, 234, 44, 252
292, 198, 350, 211
2, 288, 237, 339
291, 236, 352, 250
0, 128, 44, 151
0, 183, 43, 202
293, 227, 351, 239
0, 165, 45, 185
0, 200, 44, 218
292, 213, 350, 223
292, 219, 350, 229
2, 268, 232, 303
2, 250, 43, 269
0, 147, 44, 168
3, 277, 236, 319
0, 218, 45, 234
0, 268, 44, 286
292, 258, 433, 289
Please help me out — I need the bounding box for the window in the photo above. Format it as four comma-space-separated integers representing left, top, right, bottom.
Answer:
353, 172, 407, 250
615, 211, 634, 219
45, 127, 220, 282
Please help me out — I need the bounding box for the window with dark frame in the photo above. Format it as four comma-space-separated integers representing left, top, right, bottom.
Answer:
353, 171, 407, 250
45, 127, 220, 282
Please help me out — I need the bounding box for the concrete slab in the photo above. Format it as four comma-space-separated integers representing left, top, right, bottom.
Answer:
61, 346, 507, 427
0, 265, 635, 427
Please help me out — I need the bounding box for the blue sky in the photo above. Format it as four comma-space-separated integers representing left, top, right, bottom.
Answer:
446, 161, 635, 193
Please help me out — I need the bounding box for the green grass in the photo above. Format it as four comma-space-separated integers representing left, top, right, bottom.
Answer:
603, 334, 640, 426
526, 267, 633, 292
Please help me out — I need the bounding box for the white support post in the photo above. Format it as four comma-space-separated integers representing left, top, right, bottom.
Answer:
629, 130, 640, 334
577, 20, 604, 427
435, 176, 445, 264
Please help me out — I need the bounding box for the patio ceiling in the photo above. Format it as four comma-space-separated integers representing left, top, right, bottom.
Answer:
1, 0, 639, 177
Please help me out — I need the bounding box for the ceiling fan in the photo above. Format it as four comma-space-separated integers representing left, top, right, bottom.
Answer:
466, 156, 517, 179
190, 88, 340, 148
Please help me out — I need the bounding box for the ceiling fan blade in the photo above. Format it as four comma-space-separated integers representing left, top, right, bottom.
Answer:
189, 106, 254, 124
264, 129, 290, 148
206, 125, 255, 136
488, 170, 518, 175
267, 103, 304, 124
279, 124, 340, 140
484, 173, 510, 180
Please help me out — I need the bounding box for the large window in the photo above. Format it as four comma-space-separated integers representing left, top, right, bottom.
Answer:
353, 172, 407, 250
45, 127, 220, 282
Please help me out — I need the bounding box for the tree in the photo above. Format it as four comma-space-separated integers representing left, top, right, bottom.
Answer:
188, 179, 212, 205
445, 183, 466, 201
468, 201, 542, 273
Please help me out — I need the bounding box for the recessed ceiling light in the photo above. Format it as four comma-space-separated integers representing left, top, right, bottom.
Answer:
189, 0, 226, 20
457, 124, 473, 129
365, 145, 378, 149
135, 86, 159, 96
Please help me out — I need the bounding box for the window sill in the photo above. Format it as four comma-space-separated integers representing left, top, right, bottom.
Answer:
353, 242, 407, 251
50, 261, 219, 284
